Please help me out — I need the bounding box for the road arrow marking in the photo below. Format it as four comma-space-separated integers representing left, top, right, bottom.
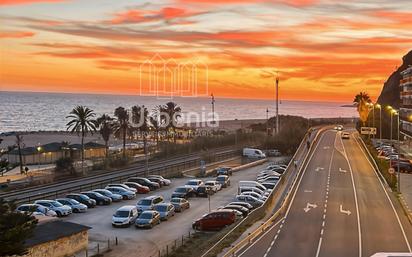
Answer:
323, 146, 330, 150
315, 167, 324, 172
340, 204, 351, 215
304, 190, 313, 193
304, 203, 318, 212
339, 168, 347, 173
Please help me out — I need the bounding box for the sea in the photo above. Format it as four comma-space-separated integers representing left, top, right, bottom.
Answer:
0, 91, 357, 132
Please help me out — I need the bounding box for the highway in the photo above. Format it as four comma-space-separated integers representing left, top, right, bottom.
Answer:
239, 129, 412, 257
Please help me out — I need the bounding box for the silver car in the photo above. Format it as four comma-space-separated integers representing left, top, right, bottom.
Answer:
93, 189, 123, 202
16, 204, 57, 217
35, 200, 72, 217
56, 198, 88, 213
105, 186, 136, 200
153, 203, 175, 221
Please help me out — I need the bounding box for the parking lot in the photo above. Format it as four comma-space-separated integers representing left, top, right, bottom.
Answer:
61, 161, 271, 257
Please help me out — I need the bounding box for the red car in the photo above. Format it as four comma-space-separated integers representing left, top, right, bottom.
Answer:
124, 182, 150, 194
192, 210, 236, 231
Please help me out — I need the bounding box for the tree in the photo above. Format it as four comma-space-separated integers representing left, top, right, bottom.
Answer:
0, 198, 37, 256
66, 106, 97, 173
160, 102, 182, 143
353, 92, 372, 126
150, 115, 161, 145
15, 134, 25, 174
96, 114, 114, 159
113, 107, 130, 158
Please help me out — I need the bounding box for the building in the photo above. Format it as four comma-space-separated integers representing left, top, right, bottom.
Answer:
400, 65, 412, 138
22, 218, 90, 257
6, 141, 106, 165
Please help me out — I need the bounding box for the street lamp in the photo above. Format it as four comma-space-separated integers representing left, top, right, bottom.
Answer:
36, 145, 42, 171
393, 110, 401, 193
387, 106, 394, 141
375, 104, 382, 142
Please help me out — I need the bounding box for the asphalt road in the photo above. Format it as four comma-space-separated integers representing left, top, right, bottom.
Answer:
62, 160, 270, 257
240, 129, 412, 257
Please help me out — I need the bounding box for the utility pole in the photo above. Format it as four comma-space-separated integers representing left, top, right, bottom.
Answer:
275, 74, 280, 134
211, 93, 215, 125
266, 108, 269, 136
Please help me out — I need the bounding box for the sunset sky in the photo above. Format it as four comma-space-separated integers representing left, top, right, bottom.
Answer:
0, 0, 411, 102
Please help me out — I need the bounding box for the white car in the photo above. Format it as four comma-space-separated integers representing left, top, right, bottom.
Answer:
204, 181, 222, 192
235, 195, 264, 208
16, 204, 57, 217
185, 179, 204, 191
107, 184, 137, 193
258, 176, 281, 184
241, 191, 268, 201
34, 200, 72, 217
112, 205, 139, 227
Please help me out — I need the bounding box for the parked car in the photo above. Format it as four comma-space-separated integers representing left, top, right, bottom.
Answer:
171, 186, 196, 199
81, 191, 112, 205
127, 177, 160, 190
56, 198, 88, 213
147, 177, 164, 188
215, 167, 233, 176
123, 182, 150, 194
185, 179, 204, 191
170, 198, 190, 212
93, 189, 123, 202
241, 191, 268, 201
257, 172, 281, 180
205, 181, 222, 192
16, 204, 57, 217
258, 176, 280, 184
136, 195, 164, 212
261, 182, 277, 190
196, 185, 214, 197
216, 175, 230, 188
105, 186, 136, 200
192, 210, 236, 231
239, 181, 269, 193
66, 193, 96, 208
243, 148, 266, 158
154, 203, 175, 221
148, 175, 171, 186
341, 132, 350, 139
223, 204, 249, 216
266, 149, 282, 157
34, 200, 72, 217
239, 187, 270, 197
135, 210, 161, 229
235, 195, 264, 208
228, 201, 254, 210
106, 184, 137, 193
112, 205, 139, 227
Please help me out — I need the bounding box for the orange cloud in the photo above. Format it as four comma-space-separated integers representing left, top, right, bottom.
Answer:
0, 31, 35, 38
0, 0, 64, 5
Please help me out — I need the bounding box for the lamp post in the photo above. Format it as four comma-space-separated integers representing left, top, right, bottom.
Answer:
36, 145, 42, 171
375, 104, 382, 142
387, 106, 393, 142
393, 110, 400, 193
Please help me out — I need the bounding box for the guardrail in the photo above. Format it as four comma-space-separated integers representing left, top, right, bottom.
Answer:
2, 148, 240, 204
217, 127, 325, 257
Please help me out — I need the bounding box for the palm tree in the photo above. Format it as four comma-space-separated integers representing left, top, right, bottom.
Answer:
150, 115, 161, 145
161, 102, 182, 143
66, 106, 97, 173
96, 114, 114, 159
353, 92, 372, 126
113, 107, 130, 158
15, 134, 24, 174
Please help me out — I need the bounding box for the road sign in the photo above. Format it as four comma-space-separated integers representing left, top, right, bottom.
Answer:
361, 127, 377, 135
388, 167, 395, 174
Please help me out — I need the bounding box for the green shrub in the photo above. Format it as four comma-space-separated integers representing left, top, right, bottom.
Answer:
55, 157, 75, 174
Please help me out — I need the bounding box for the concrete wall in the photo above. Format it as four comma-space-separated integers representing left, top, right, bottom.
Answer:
23, 231, 88, 257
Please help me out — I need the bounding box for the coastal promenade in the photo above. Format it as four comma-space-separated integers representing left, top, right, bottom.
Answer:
238, 128, 412, 257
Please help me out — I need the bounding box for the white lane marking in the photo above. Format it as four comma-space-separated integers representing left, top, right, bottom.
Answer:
304, 203, 318, 212
339, 167, 347, 173
340, 204, 352, 215
304, 190, 313, 193
341, 133, 362, 257
353, 134, 412, 252
315, 131, 336, 257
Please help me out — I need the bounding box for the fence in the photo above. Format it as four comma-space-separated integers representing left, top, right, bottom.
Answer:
2, 148, 240, 204
75, 236, 119, 257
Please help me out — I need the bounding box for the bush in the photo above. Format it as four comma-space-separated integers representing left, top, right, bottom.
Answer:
55, 157, 75, 174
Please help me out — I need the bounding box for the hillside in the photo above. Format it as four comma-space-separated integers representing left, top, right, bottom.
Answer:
377, 50, 412, 108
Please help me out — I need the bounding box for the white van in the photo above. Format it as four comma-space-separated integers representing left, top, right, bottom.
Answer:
243, 148, 266, 159
112, 205, 139, 227
239, 181, 269, 193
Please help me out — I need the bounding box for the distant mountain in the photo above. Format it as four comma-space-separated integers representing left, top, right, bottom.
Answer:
377, 50, 412, 108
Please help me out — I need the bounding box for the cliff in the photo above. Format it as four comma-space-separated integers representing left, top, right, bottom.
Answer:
377, 50, 412, 108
